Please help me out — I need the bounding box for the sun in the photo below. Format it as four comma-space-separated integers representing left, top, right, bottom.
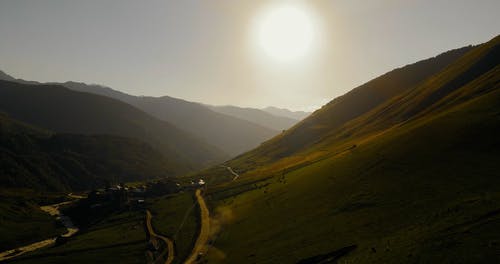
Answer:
252, 4, 317, 62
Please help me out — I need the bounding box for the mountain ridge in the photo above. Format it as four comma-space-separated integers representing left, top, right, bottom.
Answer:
206, 104, 299, 131
262, 106, 310, 120
0, 72, 282, 157
0, 80, 226, 174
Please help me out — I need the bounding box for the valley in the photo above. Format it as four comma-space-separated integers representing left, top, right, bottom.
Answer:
0, 3, 498, 262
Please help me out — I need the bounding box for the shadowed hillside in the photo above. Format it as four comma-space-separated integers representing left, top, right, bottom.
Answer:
0, 72, 294, 157
0, 113, 174, 191
199, 36, 500, 263
0, 81, 226, 174
50, 82, 279, 156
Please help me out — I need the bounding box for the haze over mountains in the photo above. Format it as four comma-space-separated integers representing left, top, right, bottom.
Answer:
0, 80, 228, 173
261, 106, 310, 120
206, 105, 300, 131
0, 71, 306, 156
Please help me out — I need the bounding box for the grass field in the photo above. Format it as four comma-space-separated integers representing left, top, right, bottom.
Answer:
9, 210, 146, 264
203, 86, 500, 263
149, 191, 198, 264
1, 187, 199, 264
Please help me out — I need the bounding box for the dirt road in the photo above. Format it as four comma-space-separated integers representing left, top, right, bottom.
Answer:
220, 165, 240, 180
146, 210, 175, 264
184, 189, 210, 264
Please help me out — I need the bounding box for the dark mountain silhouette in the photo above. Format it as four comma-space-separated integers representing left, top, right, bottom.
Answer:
0, 80, 226, 174
206, 104, 299, 131
0, 70, 38, 85
60, 83, 279, 156
0, 72, 281, 157
0, 70, 16, 82
0, 113, 173, 191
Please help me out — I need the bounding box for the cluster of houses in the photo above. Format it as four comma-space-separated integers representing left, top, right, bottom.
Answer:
190, 179, 206, 186
87, 184, 147, 210
84, 178, 206, 210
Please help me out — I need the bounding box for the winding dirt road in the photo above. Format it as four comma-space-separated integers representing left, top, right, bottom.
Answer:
146, 210, 175, 264
184, 189, 210, 264
220, 165, 240, 181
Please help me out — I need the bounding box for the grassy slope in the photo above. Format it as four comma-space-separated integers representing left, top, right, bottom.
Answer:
207, 83, 500, 264
204, 45, 474, 177
0, 81, 226, 173
8, 193, 199, 264
192, 46, 474, 184
149, 192, 198, 264
203, 37, 500, 263
9, 210, 146, 264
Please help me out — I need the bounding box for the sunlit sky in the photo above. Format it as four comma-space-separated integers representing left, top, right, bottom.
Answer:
0, 0, 499, 111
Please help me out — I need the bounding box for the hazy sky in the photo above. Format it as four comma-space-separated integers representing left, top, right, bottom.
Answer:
0, 0, 499, 111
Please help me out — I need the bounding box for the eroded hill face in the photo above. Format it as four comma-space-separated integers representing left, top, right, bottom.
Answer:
202, 36, 500, 263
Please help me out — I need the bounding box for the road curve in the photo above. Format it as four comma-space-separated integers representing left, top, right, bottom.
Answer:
220, 165, 240, 181
146, 210, 175, 264
184, 189, 210, 264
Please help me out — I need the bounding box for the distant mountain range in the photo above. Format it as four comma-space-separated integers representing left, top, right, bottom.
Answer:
262, 106, 310, 120
0, 71, 306, 156
206, 105, 300, 131
0, 80, 225, 176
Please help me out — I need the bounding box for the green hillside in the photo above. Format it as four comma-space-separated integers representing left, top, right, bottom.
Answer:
199, 45, 474, 181
200, 36, 500, 263
0, 81, 226, 174
8, 210, 147, 264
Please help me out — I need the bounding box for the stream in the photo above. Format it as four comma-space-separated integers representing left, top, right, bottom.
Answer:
0, 200, 79, 261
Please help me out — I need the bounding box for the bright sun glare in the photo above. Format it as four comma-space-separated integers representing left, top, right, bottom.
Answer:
253, 4, 317, 63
